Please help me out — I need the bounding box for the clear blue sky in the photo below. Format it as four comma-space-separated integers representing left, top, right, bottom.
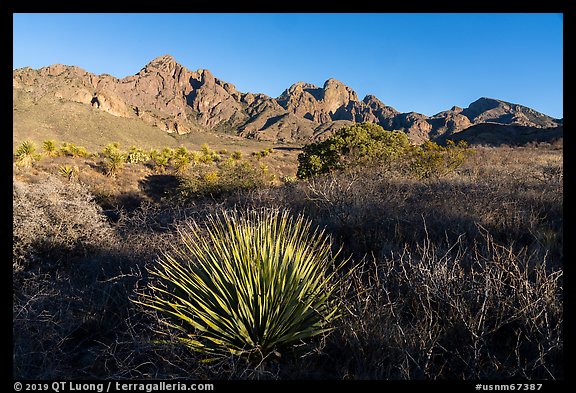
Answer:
13, 13, 563, 119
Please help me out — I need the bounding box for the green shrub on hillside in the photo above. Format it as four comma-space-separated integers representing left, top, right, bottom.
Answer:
126, 146, 149, 164
297, 123, 474, 180
175, 158, 270, 199
297, 123, 410, 179
60, 142, 90, 158
15, 141, 41, 167
136, 209, 348, 362
42, 140, 59, 157
149, 150, 169, 174
406, 140, 475, 179
101, 143, 126, 177
170, 147, 193, 174
58, 164, 79, 181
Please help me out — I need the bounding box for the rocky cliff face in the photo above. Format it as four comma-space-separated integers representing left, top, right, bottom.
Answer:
13, 55, 562, 144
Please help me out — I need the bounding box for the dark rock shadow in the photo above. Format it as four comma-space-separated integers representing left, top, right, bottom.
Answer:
261, 114, 285, 130
139, 174, 181, 202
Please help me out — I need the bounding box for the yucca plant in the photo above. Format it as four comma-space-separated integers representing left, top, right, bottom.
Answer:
136, 209, 348, 363
150, 151, 170, 174
58, 164, 79, 181
15, 140, 40, 167
104, 151, 125, 177
42, 140, 59, 157
171, 147, 192, 174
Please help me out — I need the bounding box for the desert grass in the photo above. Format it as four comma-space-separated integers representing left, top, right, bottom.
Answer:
13, 142, 562, 379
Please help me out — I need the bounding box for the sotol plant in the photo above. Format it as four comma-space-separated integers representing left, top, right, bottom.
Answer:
58, 164, 79, 181
42, 140, 59, 157
137, 209, 348, 362
15, 141, 41, 167
101, 143, 125, 177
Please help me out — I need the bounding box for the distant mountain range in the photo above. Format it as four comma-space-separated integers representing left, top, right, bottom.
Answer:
12, 54, 563, 145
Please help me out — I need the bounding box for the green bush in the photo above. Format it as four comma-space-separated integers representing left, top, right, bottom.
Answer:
297, 123, 474, 180
61, 142, 90, 158
170, 147, 193, 174
149, 150, 170, 174
297, 123, 410, 179
126, 146, 149, 164
42, 140, 59, 157
406, 140, 475, 179
136, 209, 348, 362
58, 164, 79, 181
15, 141, 41, 167
175, 158, 270, 199
198, 143, 220, 164
101, 143, 126, 177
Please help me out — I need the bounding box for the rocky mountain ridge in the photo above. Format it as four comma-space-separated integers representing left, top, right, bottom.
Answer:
13, 54, 563, 144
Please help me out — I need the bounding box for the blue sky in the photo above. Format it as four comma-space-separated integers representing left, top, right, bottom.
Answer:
13, 13, 563, 118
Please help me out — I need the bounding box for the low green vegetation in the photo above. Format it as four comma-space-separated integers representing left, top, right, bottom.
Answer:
101, 143, 126, 177
58, 164, 79, 181
137, 209, 348, 363
14, 140, 41, 167
60, 142, 90, 158
297, 122, 474, 179
12, 128, 562, 380
42, 140, 59, 157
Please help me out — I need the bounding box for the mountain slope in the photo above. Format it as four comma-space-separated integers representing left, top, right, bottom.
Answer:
435, 123, 563, 146
13, 55, 563, 145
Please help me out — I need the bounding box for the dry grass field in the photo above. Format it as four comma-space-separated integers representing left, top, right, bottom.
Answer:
13, 136, 562, 380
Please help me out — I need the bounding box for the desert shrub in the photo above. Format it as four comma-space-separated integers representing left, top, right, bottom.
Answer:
170, 147, 192, 174
12, 175, 116, 273
197, 144, 220, 164
297, 123, 410, 179
252, 148, 274, 160
406, 140, 475, 179
126, 146, 149, 164
252, 151, 263, 160
136, 209, 348, 363
329, 230, 562, 379
281, 176, 298, 184
161, 147, 174, 157
174, 159, 270, 200
42, 140, 59, 157
101, 143, 126, 177
101, 142, 120, 156
58, 164, 79, 181
61, 142, 90, 158
14, 140, 41, 167
149, 149, 170, 173
231, 151, 242, 160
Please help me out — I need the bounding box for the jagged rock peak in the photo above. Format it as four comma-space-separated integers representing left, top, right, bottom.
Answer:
363, 94, 379, 103
283, 81, 320, 94
140, 54, 183, 76
323, 78, 345, 88
148, 54, 177, 66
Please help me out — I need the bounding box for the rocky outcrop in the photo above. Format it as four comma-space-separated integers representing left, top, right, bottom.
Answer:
460, 97, 561, 129
384, 112, 432, 144
276, 78, 359, 123
427, 106, 473, 139
312, 120, 355, 141
435, 123, 563, 146
240, 112, 317, 142
12, 55, 563, 144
